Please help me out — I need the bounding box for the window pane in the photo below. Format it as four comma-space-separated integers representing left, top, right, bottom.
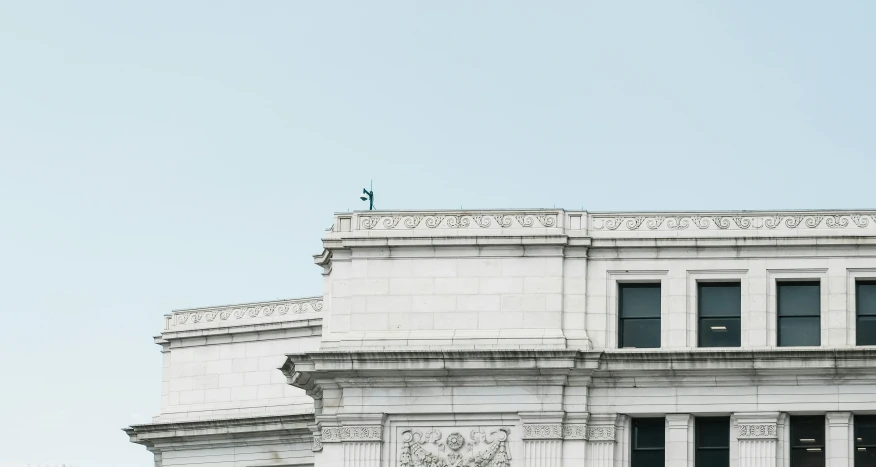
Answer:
779, 317, 820, 347
791, 416, 825, 448
855, 416, 876, 446
858, 317, 876, 346
778, 282, 820, 316
699, 318, 741, 347
697, 449, 730, 467
634, 418, 665, 449
699, 283, 741, 317
621, 318, 660, 348
632, 450, 664, 467
697, 417, 730, 448
620, 284, 661, 318
791, 449, 825, 467
856, 448, 876, 467
857, 281, 876, 316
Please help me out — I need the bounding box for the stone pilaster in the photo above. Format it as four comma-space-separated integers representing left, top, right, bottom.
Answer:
665, 414, 694, 467
520, 412, 564, 467
735, 412, 781, 467
586, 414, 620, 467
316, 415, 345, 467
329, 414, 385, 467
563, 413, 589, 467
826, 412, 852, 467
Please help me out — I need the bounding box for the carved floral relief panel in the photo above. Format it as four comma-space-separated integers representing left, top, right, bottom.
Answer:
399, 427, 511, 467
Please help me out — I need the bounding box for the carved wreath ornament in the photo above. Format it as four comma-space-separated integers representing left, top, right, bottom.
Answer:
400, 428, 511, 467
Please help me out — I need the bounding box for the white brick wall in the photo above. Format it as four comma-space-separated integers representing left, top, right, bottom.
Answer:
158, 334, 320, 422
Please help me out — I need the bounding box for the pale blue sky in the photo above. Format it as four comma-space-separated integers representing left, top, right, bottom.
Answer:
1, 1, 875, 465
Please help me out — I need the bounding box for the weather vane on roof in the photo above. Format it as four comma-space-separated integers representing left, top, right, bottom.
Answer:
359, 180, 374, 210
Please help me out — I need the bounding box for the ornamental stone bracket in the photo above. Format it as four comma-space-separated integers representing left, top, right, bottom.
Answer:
308, 423, 323, 452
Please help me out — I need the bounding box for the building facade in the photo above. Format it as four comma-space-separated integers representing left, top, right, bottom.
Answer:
126, 209, 876, 467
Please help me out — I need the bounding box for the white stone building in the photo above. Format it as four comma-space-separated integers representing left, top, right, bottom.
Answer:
126, 209, 876, 467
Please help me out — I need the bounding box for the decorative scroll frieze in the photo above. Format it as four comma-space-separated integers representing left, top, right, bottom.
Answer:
737, 424, 777, 439
563, 424, 587, 440
587, 426, 616, 441
322, 426, 383, 443
171, 297, 322, 329
358, 212, 559, 231
399, 428, 511, 467
522, 424, 562, 440
591, 213, 876, 232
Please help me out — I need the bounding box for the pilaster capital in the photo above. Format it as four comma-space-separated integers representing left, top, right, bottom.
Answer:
563, 413, 589, 440
734, 413, 781, 440
321, 413, 385, 443
587, 414, 621, 442
666, 414, 693, 428
826, 412, 852, 425
520, 411, 564, 440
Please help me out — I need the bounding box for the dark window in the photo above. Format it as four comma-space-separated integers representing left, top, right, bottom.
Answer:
777, 282, 821, 347
696, 417, 729, 467
790, 416, 825, 467
619, 283, 661, 348
857, 282, 876, 346
632, 418, 665, 467
698, 283, 741, 348
856, 415, 876, 467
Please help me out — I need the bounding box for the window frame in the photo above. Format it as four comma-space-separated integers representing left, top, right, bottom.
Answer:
856, 281, 876, 346
789, 415, 825, 467
855, 415, 876, 467
695, 417, 730, 467
777, 281, 822, 347
697, 282, 742, 348
618, 282, 662, 349
631, 417, 665, 467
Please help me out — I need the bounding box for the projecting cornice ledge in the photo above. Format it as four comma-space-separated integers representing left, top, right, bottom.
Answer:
281, 349, 603, 392
596, 348, 876, 378
124, 414, 314, 450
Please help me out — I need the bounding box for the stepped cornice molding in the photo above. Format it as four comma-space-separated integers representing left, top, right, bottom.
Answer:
124, 414, 314, 450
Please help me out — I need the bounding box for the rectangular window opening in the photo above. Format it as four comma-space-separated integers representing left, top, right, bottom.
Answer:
855, 415, 876, 467
632, 418, 665, 467
777, 281, 821, 347
619, 283, 661, 349
857, 281, 876, 346
698, 283, 741, 348
790, 415, 825, 467
696, 417, 730, 467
